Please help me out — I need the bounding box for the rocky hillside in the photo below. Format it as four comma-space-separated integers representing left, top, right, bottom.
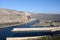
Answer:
0, 8, 60, 28
0, 8, 31, 24
0, 8, 60, 25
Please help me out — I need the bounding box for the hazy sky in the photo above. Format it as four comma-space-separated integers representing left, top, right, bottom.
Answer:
0, 0, 60, 14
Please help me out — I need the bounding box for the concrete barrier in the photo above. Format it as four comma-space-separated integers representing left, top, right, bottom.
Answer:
6, 36, 46, 40
11, 27, 60, 32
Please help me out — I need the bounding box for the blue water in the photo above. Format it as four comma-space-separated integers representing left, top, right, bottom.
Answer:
0, 20, 60, 40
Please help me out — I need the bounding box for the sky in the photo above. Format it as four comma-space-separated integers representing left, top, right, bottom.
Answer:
0, 0, 60, 14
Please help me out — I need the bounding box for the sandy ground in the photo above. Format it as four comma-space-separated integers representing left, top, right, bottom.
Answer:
32, 22, 60, 27
0, 22, 24, 28
6, 36, 46, 40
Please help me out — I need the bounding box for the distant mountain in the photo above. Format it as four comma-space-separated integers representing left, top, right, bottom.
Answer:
31, 14, 60, 21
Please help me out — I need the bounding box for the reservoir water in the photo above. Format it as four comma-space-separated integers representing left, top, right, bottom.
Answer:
0, 20, 60, 40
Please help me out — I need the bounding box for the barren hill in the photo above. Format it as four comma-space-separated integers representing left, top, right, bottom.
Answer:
0, 8, 31, 28
0, 8, 60, 28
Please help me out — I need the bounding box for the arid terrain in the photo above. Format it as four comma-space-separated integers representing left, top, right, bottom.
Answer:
0, 8, 31, 28
0, 8, 60, 28
0, 8, 60, 40
31, 14, 60, 21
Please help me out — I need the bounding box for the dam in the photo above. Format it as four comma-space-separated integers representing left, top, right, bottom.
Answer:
6, 27, 60, 40
12, 27, 60, 32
